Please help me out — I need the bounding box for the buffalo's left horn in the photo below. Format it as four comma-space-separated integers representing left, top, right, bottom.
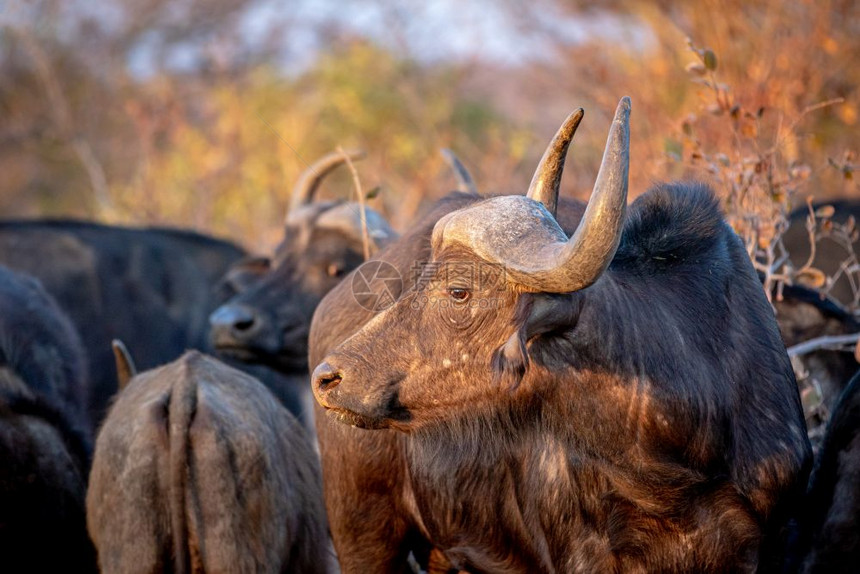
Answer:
441, 149, 478, 195
288, 150, 366, 213
525, 108, 584, 217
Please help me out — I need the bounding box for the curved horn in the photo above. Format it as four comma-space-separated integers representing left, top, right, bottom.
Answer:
315, 203, 397, 252
522, 97, 630, 292
112, 339, 137, 391
288, 150, 366, 213
431, 98, 629, 294
441, 149, 478, 194
525, 108, 584, 217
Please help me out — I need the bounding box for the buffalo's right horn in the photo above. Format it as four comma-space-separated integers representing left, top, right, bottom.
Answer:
515, 97, 630, 292
112, 339, 137, 391
441, 149, 478, 194
525, 108, 584, 218
288, 150, 366, 213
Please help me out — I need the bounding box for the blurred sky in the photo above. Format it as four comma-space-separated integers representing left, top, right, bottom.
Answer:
0, 0, 655, 84
21, 0, 651, 77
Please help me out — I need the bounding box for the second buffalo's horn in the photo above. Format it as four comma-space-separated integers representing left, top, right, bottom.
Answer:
288, 150, 366, 213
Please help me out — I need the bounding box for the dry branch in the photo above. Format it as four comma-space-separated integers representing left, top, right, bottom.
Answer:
12, 28, 112, 212
787, 332, 860, 357
339, 146, 371, 261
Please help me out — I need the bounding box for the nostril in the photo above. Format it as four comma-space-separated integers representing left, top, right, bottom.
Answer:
233, 317, 255, 332
319, 373, 342, 392
313, 361, 343, 393
210, 304, 258, 334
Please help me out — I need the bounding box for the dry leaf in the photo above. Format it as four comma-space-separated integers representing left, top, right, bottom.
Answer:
815, 205, 835, 218
796, 268, 827, 288
703, 49, 718, 71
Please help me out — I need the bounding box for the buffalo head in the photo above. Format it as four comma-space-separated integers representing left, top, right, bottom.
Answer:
312, 100, 630, 428
210, 151, 395, 371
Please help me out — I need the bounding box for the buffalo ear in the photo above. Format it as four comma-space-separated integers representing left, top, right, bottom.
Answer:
221, 256, 271, 294
491, 293, 582, 391
491, 329, 529, 391
112, 339, 137, 391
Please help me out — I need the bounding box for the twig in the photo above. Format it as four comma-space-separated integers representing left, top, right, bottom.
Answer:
790, 98, 846, 131
12, 28, 112, 212
338, 146, 371, 261
799, 197, 818, 272
787, 332, 860, 357
768, 98, 846, 156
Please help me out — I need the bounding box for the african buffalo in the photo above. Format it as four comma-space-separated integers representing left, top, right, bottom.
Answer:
87, 351, 328, 573
310, 98, 811, 572
790, 368, 860, 572
0, 221, 246, 426
0, 265, 96, 572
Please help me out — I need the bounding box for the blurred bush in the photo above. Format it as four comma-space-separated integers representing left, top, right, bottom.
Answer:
0, 0, 856, 254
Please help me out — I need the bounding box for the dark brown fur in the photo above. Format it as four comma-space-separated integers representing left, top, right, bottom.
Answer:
310, 186, 811, 572
0, 265, 96, 573
309, 193, 580, 572
0, 220, 246, 427
87, 351, 329, 573
789, 370, 860, 573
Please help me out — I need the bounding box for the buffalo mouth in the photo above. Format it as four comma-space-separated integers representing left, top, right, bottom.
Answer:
319, 395, 413, 431
213, 343, 308, 372
213, 344, 260, 361
323, 406, 390, 429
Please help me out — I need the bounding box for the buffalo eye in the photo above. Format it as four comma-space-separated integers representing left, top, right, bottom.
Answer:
447, 287, 471, 302
327, 263, 344, 278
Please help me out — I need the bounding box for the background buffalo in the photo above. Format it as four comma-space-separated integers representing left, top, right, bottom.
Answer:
0, 221, 245, 426
87, 351, 329, 573
790, 370, 860, 572
0, 265, 96, 573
